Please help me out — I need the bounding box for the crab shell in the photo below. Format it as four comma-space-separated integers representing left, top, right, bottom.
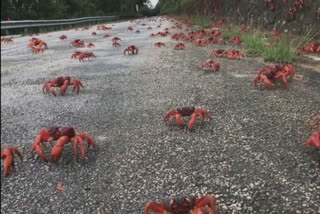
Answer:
176, 106, 195, 116
163, 196, 196, 213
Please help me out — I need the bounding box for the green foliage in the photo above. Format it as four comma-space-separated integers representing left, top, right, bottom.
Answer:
157, 0, 191, 14
191, 15, 211, 28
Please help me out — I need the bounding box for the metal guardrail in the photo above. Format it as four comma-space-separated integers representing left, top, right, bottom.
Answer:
1, 16, 120, 30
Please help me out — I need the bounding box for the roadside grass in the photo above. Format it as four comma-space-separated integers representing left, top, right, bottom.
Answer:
191, 15, 211, 28
222, 29, 240, 40
241, 31, 266, 56
223, 27, 296, 62
262, 39, 296, 62
170, 13, 318, 63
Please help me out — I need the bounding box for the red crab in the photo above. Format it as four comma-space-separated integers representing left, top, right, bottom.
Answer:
194, 39, 209, 46
211, 49, 227, 57
164, 106, 211, 131
305, 115, 320, 150
103, 34, 111, 38
297, 43, 320, 54
144, 195, 218, 214
71, 51, 83, 59
113, 42, 121, 47
1, 37, 14, 43
32, 47, 45, 54
175, 43, 185, 50
200, 60, 220, 71
1, 147, 23, 176
87, 43, 95, 48
253, 64, 296, 89
150, 33, 156, 38
91, 32, 97, 36
128, 26, 134, 31
59, 35, 67, 40
240, 25, 246, 32
136, 30, 141, 33
225, 50, 246, 60
78, 52, 96, 62
289, 0, 304, 16
70, 39, 85, 48
147, 27, 152, 30
43, 76, 84, 96
31, 126, 96, 163
231, 37, 242, 45
154, 42, 165, 47
112, 37, 121, 43
124, 45, 139, 55
264, 0, 275, 11
28, 38, 48, 49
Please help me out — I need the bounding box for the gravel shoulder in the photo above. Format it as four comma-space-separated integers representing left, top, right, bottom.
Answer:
1, 16, 320, 214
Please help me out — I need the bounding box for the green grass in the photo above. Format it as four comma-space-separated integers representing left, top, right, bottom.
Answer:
191, 15, 211, 28
240, 30, 295, 62
241, 31, 266, 56
222, 29, 240, 40
262, 40, 295, 62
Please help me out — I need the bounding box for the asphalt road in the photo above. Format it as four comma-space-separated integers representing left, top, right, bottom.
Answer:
1, 16, 320, 214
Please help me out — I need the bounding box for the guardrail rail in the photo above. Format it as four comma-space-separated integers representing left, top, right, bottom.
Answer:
1, 16, 121, 35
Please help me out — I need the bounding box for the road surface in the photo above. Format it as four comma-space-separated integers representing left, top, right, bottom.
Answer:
1, 16, 320, 213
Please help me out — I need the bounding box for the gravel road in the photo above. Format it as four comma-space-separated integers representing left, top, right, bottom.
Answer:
1, 16, 320, 214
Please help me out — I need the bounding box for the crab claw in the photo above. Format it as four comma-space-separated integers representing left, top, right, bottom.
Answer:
253, 75, 261, 86
261, 76, 273, 89
274, 72, 287, 88
1, 147, 23, 176
50, 136, 70, 163
195, 195, 219, 214
60, 79, 70, 96
31, 129, 55, 162
43, 81, 57, 96
144, 201, 165, 214
188, 109, 211, 131
305, 131, 320, 151
164, 110, 185, 126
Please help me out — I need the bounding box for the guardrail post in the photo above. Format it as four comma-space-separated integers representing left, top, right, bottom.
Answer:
6, 29, 9, 36
24, 28, 28, 34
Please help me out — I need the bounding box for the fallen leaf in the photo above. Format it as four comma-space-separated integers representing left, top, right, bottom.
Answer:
57, 182, 63, 191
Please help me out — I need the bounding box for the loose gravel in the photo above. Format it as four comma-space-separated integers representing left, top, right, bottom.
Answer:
1, 16, 320, 214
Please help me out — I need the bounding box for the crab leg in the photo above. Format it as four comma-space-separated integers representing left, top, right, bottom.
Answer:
3, 155, 13, 176
77, 133, 96, 148
10, 147, 23, 162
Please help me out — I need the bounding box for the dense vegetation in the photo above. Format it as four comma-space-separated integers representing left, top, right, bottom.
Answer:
1, 0, 151, 20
